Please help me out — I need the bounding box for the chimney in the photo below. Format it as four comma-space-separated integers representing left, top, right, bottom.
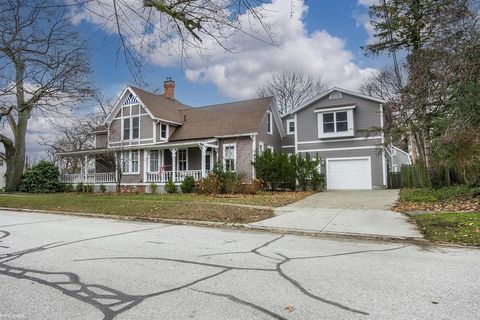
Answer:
164, 77, 175, 99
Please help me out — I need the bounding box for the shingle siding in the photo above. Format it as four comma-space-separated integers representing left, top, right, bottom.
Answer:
219, 137, 254, 178
256, 105, 282, 152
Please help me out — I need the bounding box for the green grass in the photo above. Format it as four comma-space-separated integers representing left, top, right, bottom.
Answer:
412, 212, 480, 246
0, 193, 277, 223
400, 186, 480, 203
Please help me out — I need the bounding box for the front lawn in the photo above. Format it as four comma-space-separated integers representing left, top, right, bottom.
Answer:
412, 212, 480, 246
0, 191, 314, 223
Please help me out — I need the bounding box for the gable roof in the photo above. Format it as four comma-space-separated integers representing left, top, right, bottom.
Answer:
283, 87, 387, 118
129, 86, 191, 124
169, 97, 274, 141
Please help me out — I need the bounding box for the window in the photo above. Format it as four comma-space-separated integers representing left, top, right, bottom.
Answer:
160, 123, 168, 139
258, 141, 264, 155
266, 146, 274, 153
287, 119, 295, 134
177, 149, 187, 171
131, 150, 139, 173
267, 111, 272, 134
317, 107, 354, 138
223, 143, 236, 171
123, 116, 139, 140
122, 150, 140, 174
149, 150, 159, 172
329, 91, 342, 100
0, 159, 3, 166
123, 118, 130, 140
132, 117, 139, 139
205, 152, 212, 171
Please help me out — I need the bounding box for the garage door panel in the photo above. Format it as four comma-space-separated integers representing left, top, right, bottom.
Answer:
327, 158, 372, 190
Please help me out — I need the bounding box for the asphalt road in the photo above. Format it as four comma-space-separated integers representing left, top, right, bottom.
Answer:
0, 209, 479, 320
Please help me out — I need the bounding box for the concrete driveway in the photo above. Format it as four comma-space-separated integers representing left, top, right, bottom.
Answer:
250, 190, 423, 239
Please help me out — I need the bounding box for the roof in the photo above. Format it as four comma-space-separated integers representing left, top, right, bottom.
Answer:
170, 97, 274, 141
283, 87, 387, 118
129, 86, 191, 124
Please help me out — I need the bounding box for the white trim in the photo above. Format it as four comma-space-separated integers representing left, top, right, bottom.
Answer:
222, 143, 237, 171
159, 123, 169, 141
380, 104, 387, 187
286, 119, 295, 135
266, 145, 274, 152
176, 148, 188, 171
326, 156, 373, 190
214, 133, 256, 138
299, 146, 377, 153
284, 87, 387, 118
258, 141, 264, 154
251, 134, 256, 178
297, 136, 382, 145
313, 105, 356, 113
266, 111, 273, 135
294, 114, 298, 154
281, 145, 295, 148
317, 109, 354, 139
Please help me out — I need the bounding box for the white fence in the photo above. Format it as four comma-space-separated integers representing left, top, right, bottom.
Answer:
145, 170, 204, 183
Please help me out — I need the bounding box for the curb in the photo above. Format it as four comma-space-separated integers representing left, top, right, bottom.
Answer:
2, 207, 478, 249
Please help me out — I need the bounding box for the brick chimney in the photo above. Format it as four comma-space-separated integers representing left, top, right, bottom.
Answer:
164, 77, 175, 99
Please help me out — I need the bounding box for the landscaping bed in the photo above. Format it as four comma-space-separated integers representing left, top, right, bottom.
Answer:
395, 186, 480, 245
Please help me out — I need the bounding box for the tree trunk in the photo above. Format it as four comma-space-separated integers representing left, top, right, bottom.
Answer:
422, 125, 434, 180
5, 115, 28, 191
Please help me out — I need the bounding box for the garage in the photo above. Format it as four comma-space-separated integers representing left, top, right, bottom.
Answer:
326, 157, 372, 190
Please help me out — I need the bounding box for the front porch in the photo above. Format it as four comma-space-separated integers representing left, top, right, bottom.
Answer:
57, 140, 219, 185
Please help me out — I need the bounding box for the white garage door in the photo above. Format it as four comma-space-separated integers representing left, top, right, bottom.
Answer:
327, 157, 372, 190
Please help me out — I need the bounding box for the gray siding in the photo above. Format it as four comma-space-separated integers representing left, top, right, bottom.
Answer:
95, 133, 108, 148
256, 106, 282, 152
296, 92, 382, 145
140, 115, 153, 139
219, 137, 254, 178
297, 138, 383, 151
281, 115, 295, 147
109, 119, 121, 142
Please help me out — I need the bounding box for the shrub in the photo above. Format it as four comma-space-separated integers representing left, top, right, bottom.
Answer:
86, 184, 94, 193
180, 176, 196, 193
75, 182, 84, 193
196, 172, 218, 194
400, 186, 480, 203
164, 177, 177, 194
196, 167, 247, 194
19, 161, 60, 193
99, 184, 107, 193
149, 182, 158, 193
310, 171, 325, 191
63, 184, 74, 192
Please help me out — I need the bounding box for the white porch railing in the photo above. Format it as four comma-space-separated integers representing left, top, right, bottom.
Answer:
59, 172, 116, 184
146, 170, 204, 183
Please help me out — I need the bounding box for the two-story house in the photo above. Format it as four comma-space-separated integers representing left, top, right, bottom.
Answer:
57, 79, 285, 192
57, 81, 409, 191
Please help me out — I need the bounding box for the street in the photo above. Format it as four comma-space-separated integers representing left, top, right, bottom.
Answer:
0, 209, 479, 320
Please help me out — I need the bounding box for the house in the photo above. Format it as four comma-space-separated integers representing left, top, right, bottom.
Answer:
57, 79, 285, 192
57, 80, 409, 191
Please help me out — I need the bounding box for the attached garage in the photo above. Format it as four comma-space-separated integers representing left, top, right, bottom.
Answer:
326, 157, 372, 190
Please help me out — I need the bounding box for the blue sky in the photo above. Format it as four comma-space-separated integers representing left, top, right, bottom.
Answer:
76, 0, 387, 107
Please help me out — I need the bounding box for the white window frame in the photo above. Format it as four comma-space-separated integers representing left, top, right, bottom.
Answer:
121, 150, 140, 175
258, 141, 264, 155
223, 143, 236, 171
160, 123, 168, 140
266, 146, 274, 153
316, 106, 355, 139
286, 119, 295, 135
121, 103, 141, 141
266, 111, 273, 135
149, 150, 160, 172
177, 149, 188, 171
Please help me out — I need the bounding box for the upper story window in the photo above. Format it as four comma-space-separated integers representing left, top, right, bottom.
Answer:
160, 123, 168, 140
316, 106, 355, 139
123, 116, 139, 140
123, 93, 139, 105
267, 111, 272, 134
286, 119, 295, 134
329, 91, 342, 100
223, 143, 236, 171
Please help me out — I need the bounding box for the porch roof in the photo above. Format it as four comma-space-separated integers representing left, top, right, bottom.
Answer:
56, 139, 218, 157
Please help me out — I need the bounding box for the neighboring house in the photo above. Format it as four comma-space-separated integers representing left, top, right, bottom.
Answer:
57, 79, 285, 192
57, 82, 409, 191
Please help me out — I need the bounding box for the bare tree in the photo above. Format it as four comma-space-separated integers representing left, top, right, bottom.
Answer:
257, 71, 328, 115
69, 0, 275, 82
0, 0, 92, 191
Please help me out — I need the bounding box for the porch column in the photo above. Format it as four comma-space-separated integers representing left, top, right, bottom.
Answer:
250, 134, 256, 179
143, 150, 148, 182
170, 148, 177, 182
199, 143, 207, 178
83, 155, 88, 183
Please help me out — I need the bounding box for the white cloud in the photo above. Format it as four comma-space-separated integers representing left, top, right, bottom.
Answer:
70, 0, 378, 99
